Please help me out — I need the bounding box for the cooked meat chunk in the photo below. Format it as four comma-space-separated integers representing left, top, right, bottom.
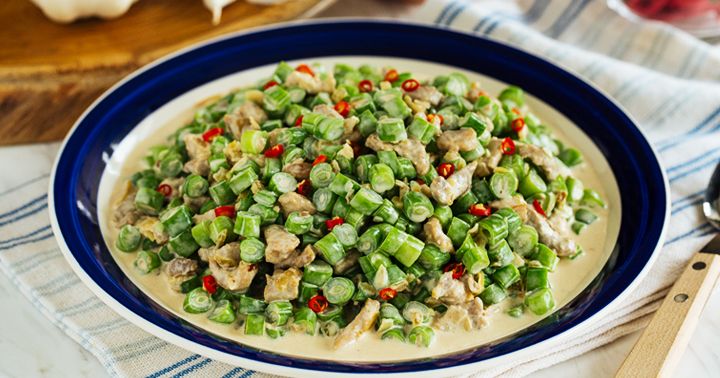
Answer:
548, 203, 574, 241
113, 181, 140, 227
435, 304, 473, 331
285, 70, 336, 94
192, 209, 216, 223
135, 216, 168, 244
430, 161, 477, 206
516, 142, 571, 180
277, 192, 316, 217
462, 274, 483, 295
282, 158, 312, 180
466, 81, 486, 103
313, 104, 343, 119
264, 267, 302, 302
407, 85, 443, 106
465, 297, 487, 329
275, 245, 316, 269
334, 250, 361, 275
474, 137, 504, 177
423, 217, 454, 253
526, 207, 577, 257
436, 128, 479, 152
364, 134, 431, 175
343, 116, 360, 141
164, 258, 199, 292
182, 134, 210, 176
333, 299, 380, 349
490, 195, 529, 221
224, 101, 267, 139
210, 260, 258, 292
431, 271, 473, 305
208, 242, 241, 269
264, 225, 300, 263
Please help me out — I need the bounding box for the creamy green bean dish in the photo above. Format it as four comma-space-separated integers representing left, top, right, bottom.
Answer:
112, 62, 606, 349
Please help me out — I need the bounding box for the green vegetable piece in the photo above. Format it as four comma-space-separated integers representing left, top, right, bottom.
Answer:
160, 205, 193, 237
233, 212, 261, 238
240, 237, 265, 263
183, 287, 213, 314
208, 299, 237, 324
368, 163, 395, 193
403, 191, 434, 223
323, 277, 356, 304
244, 313, 265, 336
134, 187, 164, 215
524, 288, 555, 315
407, 325, 435, 348
479, 283, 507, 306
169, 230, 199, 257
489, 169, 519, 199
265, 300, 293, 326
209, 215, 236, 246
191, 221, 214, 248
492, 264, 520, 289
507, 224, 539, 256
183, 174, 209, 198
525, 267, 550, 291
116, 224, 142, 252
134, 250, 160, 274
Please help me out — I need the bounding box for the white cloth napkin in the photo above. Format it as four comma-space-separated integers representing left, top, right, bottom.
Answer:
1, 0, 719, 377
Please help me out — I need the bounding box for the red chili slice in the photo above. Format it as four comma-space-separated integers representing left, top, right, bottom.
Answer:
501, 137, 516, 155
263, 80, 279, 90
443, 262, 465, 280
427, 113, 444, 125
295, 115, 304, 127
436, 162, 455, 179
201, 127, 224, 142
511, 118, 525, 133
401, 78, 420, 92
378, 287, 397, 301
156, 184, 172, 197
296, 64, 315, 77
202, 275, 217, 294
468, 203, 492, 217
334, 100, 350, 117
264, 144, 284, 158
312, 154, 328, 166
308, 294, 329, 313
214, 205, 236, 218
296, 179, 312, 197
325, 216, 344, 231
384, 69, 399, 83
533, 199, 547, 217
358, 79, 373, 93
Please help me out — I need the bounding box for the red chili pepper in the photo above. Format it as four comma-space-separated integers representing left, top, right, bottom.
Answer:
308, 294, 329, 313
296, 179, 312, 197
436, 162, 455, 179
214, 205, 236, 218
358, 79, 373, 93
468, 203, 492, 217
501, 137, 516, 155
533, 199, 547, 217
378, 287, 397, 301
264, 144, 284, 158
295, 115, 304, 127
325, 216, 344, 231
415, 178, 425, 186
334, 100, 350, 117
511, 118, 525, 133
156, 184, 172, 197
384, 69, 399, 83
401, 78, 420, 92
263, 80, 279, 90
296, 64, 315, 77
247, 264, 257, 271
202, 275, 217, 294
427, 113, 444, 125
202, 127, 224, 142
443, 262, 465, 280
312, 154, 328, 166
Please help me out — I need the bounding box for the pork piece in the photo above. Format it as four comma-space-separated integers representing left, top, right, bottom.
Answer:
277, 192, 316, 217
282, 158, 312, 180
264, 267, 302, 302
430, 161, 477, 206
423, 217, 454, 253
285, 70, 336, 94
210, 259, 258, 292
113, 181, 140, 227
526, 207, 577, 257
548, 204, 574, 241
192, 209, 216, 224
462, 273, 483, 295
406, 85, 443, 106
275, 244, 316, 269
334, 250, 361, 275
466, 81, 486, 103
436, 128, 479, 152
431, 271, 473, 305
135, 216, 168, 244
516, 142, 571, 180
208, 242, 241, 269
465, 297, 487, 329
333, 299, 381, 349
164, 258, 198, 292
434, 296, 486, 331
224, 101, 267, 139
264, 225, 300, 263
490, 195, 529, 221
474, 137, 504, 177
364, 134, 431, 175
343, 116, 361, 141
182, 134, 210, 176
313, 104, 343, 119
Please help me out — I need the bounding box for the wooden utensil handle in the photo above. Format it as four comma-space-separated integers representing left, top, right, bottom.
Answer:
616, 252, 720, 378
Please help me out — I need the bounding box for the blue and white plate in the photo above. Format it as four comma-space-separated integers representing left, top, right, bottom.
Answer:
49, 21, 669, 377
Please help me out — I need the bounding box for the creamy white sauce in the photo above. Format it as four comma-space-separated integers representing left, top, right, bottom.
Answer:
97, 57, 620, 362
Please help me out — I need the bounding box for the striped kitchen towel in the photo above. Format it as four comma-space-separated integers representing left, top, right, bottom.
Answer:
1, 0, 720, 377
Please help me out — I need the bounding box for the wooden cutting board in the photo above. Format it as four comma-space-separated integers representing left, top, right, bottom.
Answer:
0, 0, 332, 145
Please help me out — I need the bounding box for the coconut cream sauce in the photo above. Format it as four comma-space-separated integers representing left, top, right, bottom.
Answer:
98, 62, 619, 362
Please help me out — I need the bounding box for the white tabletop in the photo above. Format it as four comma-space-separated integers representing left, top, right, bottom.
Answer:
2, 1, 719, 377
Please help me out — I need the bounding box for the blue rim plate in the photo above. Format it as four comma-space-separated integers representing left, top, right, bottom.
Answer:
49, 20, 669, 377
